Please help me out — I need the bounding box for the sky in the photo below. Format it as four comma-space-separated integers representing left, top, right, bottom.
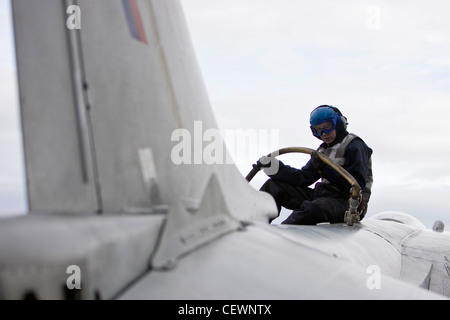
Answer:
0, 0, 25, 217
1, 0, 450, 229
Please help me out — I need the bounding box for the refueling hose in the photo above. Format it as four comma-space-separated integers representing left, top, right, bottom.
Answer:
246, 147, 362, 225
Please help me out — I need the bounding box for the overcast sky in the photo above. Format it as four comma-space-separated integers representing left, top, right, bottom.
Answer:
0, 0, 25, 217
1, 0, 450, 228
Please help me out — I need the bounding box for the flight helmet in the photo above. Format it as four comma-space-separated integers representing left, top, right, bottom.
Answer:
310, 105, 347, 138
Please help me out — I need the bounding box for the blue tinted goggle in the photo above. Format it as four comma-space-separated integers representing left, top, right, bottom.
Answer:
310, 114, 338, 137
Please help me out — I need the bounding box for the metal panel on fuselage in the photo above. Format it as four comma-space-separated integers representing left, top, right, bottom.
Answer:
13, 1, 99, 214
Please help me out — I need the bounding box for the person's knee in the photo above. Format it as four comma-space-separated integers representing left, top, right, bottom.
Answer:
259, 179, 282, 200
259, 179, 277, 193
259, 179, 282, 214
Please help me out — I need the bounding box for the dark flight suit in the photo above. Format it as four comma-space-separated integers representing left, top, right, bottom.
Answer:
260, 131, 373, 225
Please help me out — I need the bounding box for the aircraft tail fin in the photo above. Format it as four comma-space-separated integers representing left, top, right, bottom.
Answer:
12, 0, 276, 266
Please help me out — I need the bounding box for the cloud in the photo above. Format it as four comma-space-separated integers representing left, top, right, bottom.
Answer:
0, 65, 27, 214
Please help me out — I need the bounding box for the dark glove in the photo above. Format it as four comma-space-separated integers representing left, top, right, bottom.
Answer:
256, 155, 280, 176
311, 151, 325, 172
256, 155, 273, 168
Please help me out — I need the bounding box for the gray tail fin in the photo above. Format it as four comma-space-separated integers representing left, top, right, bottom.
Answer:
12, 0, 277, 268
